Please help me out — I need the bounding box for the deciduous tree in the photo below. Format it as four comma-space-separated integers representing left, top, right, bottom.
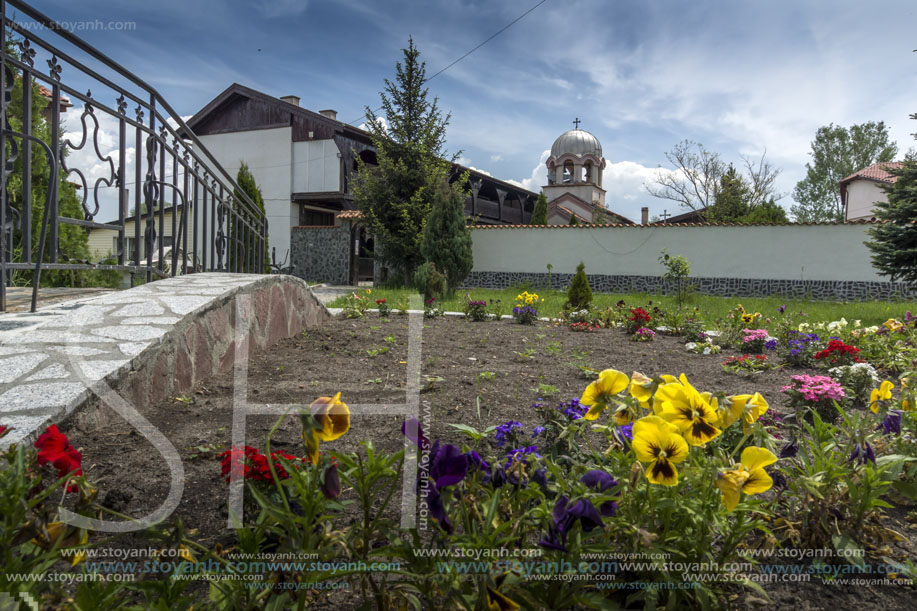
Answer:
792, 122, 898, 222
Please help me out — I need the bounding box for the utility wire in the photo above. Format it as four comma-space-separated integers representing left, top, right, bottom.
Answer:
346, 0, 549, 125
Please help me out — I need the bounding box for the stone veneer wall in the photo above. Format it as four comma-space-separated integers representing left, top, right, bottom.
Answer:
0, 274, 330, 447
290, 224, 351, 285
464, 271, 917, 301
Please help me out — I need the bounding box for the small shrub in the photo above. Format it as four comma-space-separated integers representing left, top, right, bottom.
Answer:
464, 299, 488, 322
375, 298, 391, 317
565, 261, 592, 310
414, 261, 446, 303
659, 249, 693, 304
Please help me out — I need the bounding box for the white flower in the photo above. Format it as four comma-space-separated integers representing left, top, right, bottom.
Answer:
685, 342, 697, 352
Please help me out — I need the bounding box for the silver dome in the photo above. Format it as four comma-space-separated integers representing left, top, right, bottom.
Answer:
550, 128, 602, 158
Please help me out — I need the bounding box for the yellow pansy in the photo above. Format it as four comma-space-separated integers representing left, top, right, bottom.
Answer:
303, 392, 350, 463
715, 446, 777, 510
869, 380, 894, 414
629, 371, 654, 406
721, 393, 769, 433
884, 318, 903, 332
580, 369, 629, 420
632, 416, 689, 486
655, 374, 722, 445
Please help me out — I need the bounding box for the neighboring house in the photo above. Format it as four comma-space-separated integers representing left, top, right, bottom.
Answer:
184, 83, 536, 264
88, 204, 195, 263
841, 162, 903, 221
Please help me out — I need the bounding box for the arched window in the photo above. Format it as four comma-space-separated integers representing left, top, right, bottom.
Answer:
582, 162, 592, 183
562, 160, 574, 183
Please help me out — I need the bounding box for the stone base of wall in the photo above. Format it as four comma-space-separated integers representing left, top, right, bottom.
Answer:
291, 224, 351, 285
464, 271, 917, 301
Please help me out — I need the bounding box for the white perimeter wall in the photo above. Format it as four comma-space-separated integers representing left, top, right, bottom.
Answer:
471, 224, 883, 282
198, 127, 296, 263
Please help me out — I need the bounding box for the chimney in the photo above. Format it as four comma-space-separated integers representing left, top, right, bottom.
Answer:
280, 95, 300, 107
319, 109, 338, 121
641, 207, 649, 225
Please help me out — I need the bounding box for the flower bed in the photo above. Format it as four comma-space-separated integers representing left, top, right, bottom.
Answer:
4, 313, 915, 610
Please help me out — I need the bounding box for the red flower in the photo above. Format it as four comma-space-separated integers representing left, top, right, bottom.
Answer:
219, 446, 304, 482
376, 299, 386, 305
0, 425, 10, 438
34, 425, 82, 492
814, 339, 861, 364
629, 308, 651, 323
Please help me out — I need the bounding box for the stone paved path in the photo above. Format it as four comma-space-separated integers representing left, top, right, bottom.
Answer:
0, 274, 275, 448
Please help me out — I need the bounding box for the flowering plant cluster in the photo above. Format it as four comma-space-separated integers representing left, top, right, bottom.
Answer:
219, 445, 304, 482
569, 321, 599, 332
781, 374, 845, 415
685, 338, 721, 355
829, 362, 880, 406
375, 298, 390, 317
631, 327, 656, 342
722, 354, 772, 374
625, 307, 652, 333
513, 291, 542, 324
742, 328, 777, 353
343, 290, 370, 319
779, 331, 822, 367
35, 425, 83, 493
814, 338, 861, 366
463, 299, 489, 322
424, 298, 444, 318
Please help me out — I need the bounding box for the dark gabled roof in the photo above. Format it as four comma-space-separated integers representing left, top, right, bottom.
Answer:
185, 82, 373, 145
658, 207, 708, 223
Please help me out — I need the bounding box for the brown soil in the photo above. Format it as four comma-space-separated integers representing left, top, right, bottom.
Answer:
63, 314, 915, 610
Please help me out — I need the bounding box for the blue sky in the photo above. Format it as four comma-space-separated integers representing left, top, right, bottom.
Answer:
24, 0, 917, 222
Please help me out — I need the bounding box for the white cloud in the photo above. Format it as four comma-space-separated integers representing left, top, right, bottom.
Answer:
513, 149, 549, 193
490, 154, 503, 162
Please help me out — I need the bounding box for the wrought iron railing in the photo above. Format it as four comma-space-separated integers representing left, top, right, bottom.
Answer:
1, 0, 268, 312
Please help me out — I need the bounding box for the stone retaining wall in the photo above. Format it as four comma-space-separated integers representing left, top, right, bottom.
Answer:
464, 271, 916, 301
0, 273, 329, 448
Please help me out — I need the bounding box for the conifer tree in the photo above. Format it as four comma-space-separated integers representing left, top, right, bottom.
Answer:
421, 178, 473, 293
352, 38, 454, 283
866, 158, 917, 282
530, 192, 548, 225
566, 261, 592, 310
232, 162, 268, 271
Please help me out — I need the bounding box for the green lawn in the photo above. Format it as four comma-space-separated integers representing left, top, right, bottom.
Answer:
329, 286, 917, 327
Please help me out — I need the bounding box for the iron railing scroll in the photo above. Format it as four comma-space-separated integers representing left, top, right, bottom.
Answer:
0, 0, 268, 312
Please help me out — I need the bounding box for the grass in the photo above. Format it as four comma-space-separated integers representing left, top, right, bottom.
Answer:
327, 286, 917, 327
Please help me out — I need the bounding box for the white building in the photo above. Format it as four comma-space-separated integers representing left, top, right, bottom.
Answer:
542, 123, 632, 225
840, 161, 902, 221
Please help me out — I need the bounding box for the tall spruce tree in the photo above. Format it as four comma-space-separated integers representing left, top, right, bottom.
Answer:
530, 192, 548, 225
709, 165, 750, 222
232, 162, 268, 271
866, 158, 917, 282
352, 38, 454, 283
421, 178, 473, 293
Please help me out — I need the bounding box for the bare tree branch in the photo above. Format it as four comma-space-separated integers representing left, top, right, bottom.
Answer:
644, 140, 724, 221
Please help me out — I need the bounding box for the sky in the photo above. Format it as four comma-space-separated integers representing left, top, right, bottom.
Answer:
19, 0, 917, 223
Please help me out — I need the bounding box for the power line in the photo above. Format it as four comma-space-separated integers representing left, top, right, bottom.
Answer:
346, 0, 548, 125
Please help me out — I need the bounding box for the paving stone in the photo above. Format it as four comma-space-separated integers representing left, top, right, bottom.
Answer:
0, 414, 52, 446
122, 317, 181, 326
112, 302, 165, 317
0, 382, 86, 414
2, 331, 113, 344
39, 305, 116, 328
76, 360, 132, 382
0, 347, 38, 357
91, 325, 164, 341
48, 346, 111, 356
119, 343, 149, 357
26, 363, 71, 381
160, 295, 212, 315
0, 353, 49, 384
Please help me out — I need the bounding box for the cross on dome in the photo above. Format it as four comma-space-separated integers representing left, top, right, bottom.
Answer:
573, 117, 581, 129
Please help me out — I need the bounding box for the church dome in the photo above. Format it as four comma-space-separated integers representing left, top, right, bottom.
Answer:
550, 128, 602, 159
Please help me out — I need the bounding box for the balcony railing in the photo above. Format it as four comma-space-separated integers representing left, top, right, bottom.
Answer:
1, 0, 268, 312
